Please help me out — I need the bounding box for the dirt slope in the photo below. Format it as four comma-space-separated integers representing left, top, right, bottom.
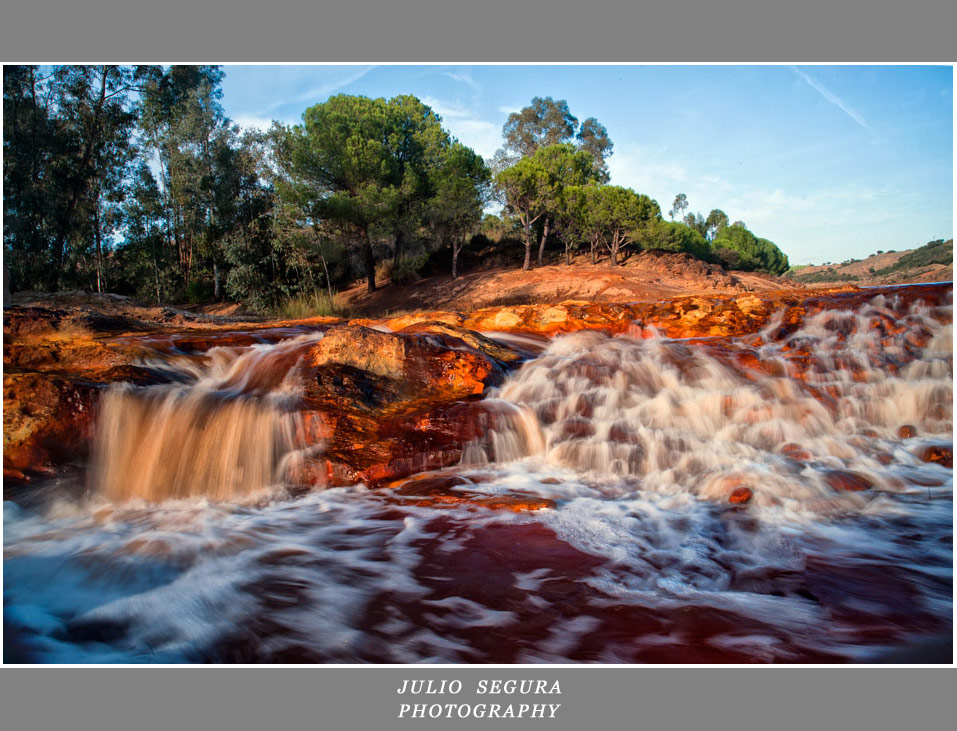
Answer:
341, 251, 785, 316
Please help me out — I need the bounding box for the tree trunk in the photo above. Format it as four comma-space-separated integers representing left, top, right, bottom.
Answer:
452, 234, 465, 280
363, 230, 376, 292
394, 227, 405, 264
537, 217, 550, 267
522, 211, 533, 271
213, 262, 220, 300
320, 253, 333, 300
94, 197, 102, 293
565, 242, 571, 266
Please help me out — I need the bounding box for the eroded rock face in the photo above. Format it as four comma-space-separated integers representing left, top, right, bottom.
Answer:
3, 373, 98, 478
304, 325, 506, 411
300, 326, 518, 487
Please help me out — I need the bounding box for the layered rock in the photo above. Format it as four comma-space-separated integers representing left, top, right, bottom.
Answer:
299, 325, 515, 487
4, 282, 952, 499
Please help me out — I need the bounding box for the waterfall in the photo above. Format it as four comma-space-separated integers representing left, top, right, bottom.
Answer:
88, 333, 323, 502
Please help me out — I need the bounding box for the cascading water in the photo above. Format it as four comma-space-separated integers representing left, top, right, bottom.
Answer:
88, 332, 324, 502
485, 293, 953, 511
3, 289, 953, 663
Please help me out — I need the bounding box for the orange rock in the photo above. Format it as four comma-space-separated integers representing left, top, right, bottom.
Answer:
917, 444, 952, 469
898, 425, 918, 439
729, 487, 753, 504
3, 373, 99, 474
305, 324, 504, 405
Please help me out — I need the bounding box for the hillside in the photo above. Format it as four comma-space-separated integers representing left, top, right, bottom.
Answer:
786, 239, 952, 287
340, 250, 785, 316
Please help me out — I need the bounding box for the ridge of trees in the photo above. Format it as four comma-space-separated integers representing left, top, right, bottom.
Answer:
4, 67, 790, 313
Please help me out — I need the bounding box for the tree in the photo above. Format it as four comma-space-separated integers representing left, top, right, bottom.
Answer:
275, 94, 452, 292
645, 220, 711, 260
585, 186, 660, 266
4, 65, 139, 292
496, 155, 550, 271
496, 143, 599, 270
705, 209, 729, 241
532, 143, 600, 267
670, 193, 688, 221
138, 65, 229, 293
501, 96, 578, 159
712, 223, 789, 275
575, 117, 613, 182
429, 142, 491, 279
683, 211, 707, 238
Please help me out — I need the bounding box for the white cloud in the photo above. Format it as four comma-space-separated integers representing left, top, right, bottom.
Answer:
233, 114, 275, 133
447, 119, 502, 160
790, 66, 869, 129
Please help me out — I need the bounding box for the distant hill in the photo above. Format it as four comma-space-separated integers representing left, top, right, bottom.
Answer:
785, 239, 953, 286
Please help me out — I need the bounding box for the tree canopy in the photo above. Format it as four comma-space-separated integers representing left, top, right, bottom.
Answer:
4, 67, 793, 312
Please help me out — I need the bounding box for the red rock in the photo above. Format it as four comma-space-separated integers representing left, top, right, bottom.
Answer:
729, 487, 753, 504
384, 471, 556, 512
3, 373, 99, 474
824, 470, 874, 492
898, 425, 918, 439
917, 444, 952, 469
305, 324, 504, 406
780, 443, 813, 461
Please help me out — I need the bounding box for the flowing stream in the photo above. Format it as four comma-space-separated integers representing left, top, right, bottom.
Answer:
3, 290, 952, 663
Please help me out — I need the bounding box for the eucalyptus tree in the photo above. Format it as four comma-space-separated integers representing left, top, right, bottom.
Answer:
705, 208, 729, 241
501, 96, 578, 160
575, 117, 613, 181
3, 65, 138, 291
670, 193, 688, 221
138, 65, 229, 291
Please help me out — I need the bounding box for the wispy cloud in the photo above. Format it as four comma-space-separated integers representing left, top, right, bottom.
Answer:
444, 71, 480, 94
790, 66, 868, 129
420, 96, 471, 120
291, 66, 378, 106
419, 95, 502, 159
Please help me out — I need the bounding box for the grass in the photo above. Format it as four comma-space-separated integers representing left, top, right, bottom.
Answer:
270, 292, 355, 320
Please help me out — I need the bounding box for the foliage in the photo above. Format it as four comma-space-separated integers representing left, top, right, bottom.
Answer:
4, 67, 795, 307
875, 238, 952, 274
645, 220, 711, 260
712, 224, 789, 275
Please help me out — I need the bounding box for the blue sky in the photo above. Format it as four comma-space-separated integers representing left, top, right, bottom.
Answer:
221, 65, 953, 265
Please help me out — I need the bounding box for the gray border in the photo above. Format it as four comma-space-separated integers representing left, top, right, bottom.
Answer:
2, 1, 954, 730
1, 667, 956, 730
0, 1, 954, 62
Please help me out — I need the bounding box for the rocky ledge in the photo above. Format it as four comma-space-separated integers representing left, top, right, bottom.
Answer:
4, 282, 952, 502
